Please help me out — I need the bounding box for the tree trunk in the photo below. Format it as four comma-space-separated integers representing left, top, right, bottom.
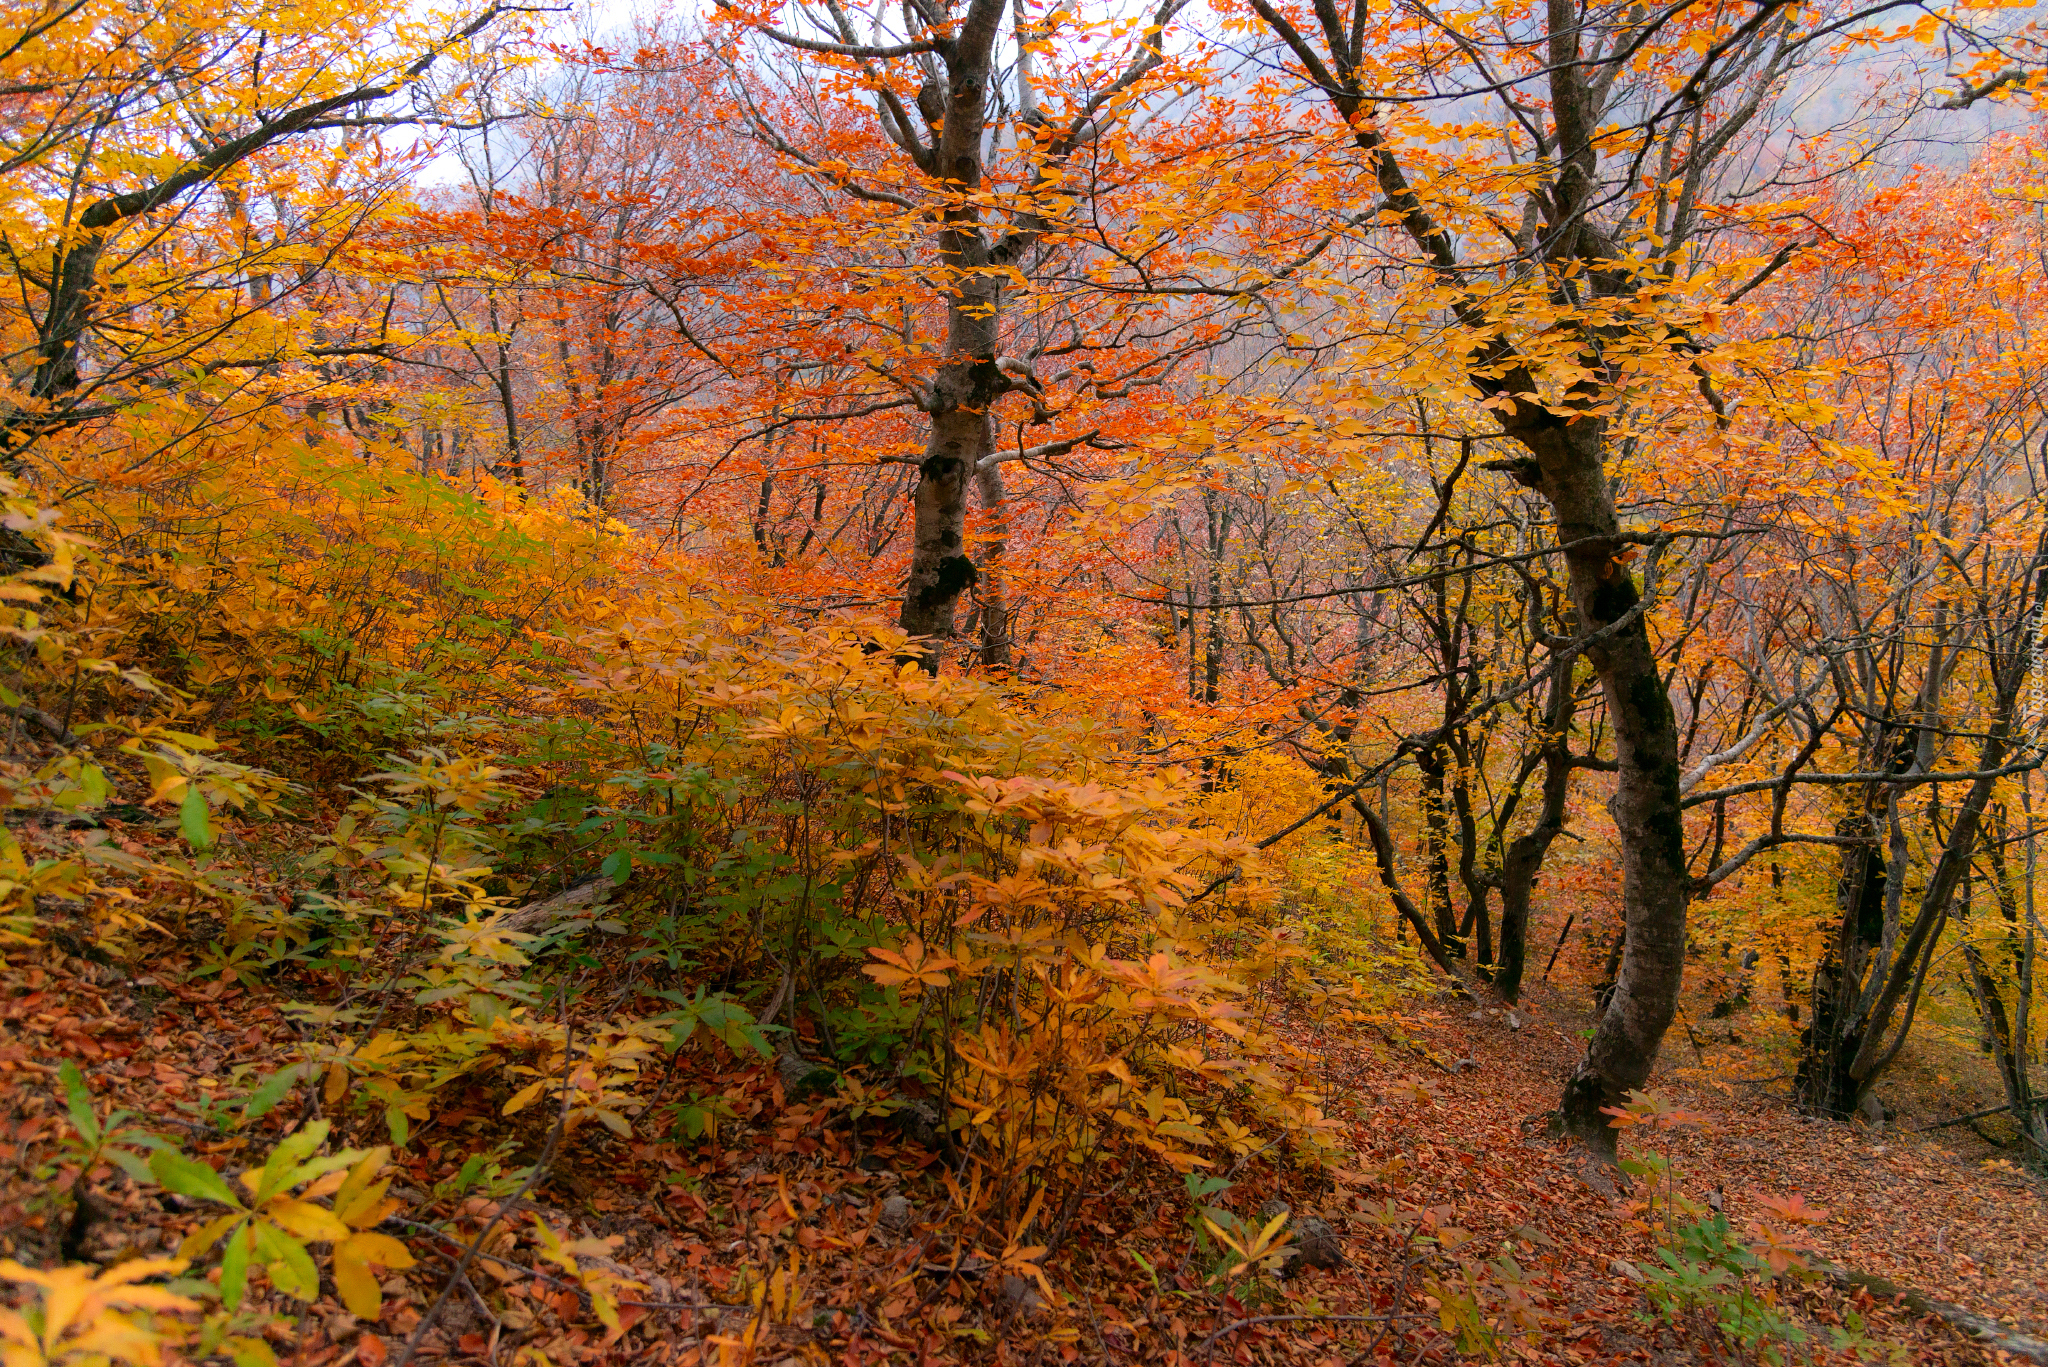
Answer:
1418, 751, 1462, 956
1800, 715, 2018, 1116
975, 458, 1012, 669
485, 293, 524, 487
1493, 662, 1578, 1003
900, 393, 994, 646
1354, 797, 1461, 974
1972, 802, 2046, 1155
29, 237, 105, 411
1959, 939, 2043, 1154
1796, 807, 1891, 1115
1517, 420, 1689, 1153
893, 17, 1008, 657
1449, 742, 1489, 968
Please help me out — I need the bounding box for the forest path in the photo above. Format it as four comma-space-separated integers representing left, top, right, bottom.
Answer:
1302, 973, 2048, 1359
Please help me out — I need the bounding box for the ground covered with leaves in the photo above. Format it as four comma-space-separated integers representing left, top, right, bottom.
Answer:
6, 834, 2042, 1367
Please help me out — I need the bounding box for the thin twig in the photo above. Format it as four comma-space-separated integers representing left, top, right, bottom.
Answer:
388, 1219, 747, 1312
393, 1008, 576, 1367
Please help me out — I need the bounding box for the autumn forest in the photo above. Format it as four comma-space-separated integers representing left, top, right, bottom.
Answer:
1, 0, 2046, 1361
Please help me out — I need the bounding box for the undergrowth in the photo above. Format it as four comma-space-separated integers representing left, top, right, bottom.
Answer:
0, 456, 1901, 1366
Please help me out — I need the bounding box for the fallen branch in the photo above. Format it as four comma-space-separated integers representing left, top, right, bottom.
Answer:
1542, 913, 1576, 979
500, 877, 622, 934
4, 704, 76, 746
1818, 1262, 2048, 1363
1910, 1097, 2048, 1133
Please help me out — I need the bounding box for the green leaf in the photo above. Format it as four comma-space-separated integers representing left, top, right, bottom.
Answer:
229, 1337, 279, 1367
107, 1149, 156, 1183
258, 1122, 325, 1192
253, 1120, 344, 1203
254, 1219, 321, 1300
220, 1223, 254, 1309
60, 1060, 99, 1146
181, 784, 214, 852
697, 996, 771, 1058
600, 848, 632, 882
150, 1149, 240, 1207
239, 1066, 302, 1127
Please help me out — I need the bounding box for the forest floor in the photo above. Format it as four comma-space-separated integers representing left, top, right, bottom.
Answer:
3, 857, 2045, 1367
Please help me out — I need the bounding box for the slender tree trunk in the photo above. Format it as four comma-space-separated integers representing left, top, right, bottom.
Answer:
1355, 798, 1461, 974
754, 474, 782, 565
1203, 486, 1227, 706
1494, 663, 1577, 1003
975, 458, 1011, 669
1449, 745, 1489, 968
1959, 936, 2042, 1153
485, 293, 524, 488
1419, 751, 1462, 956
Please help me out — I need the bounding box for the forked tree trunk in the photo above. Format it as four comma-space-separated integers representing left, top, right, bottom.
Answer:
1798, 717, 2019, 1117
1795, 806, 1893, 1116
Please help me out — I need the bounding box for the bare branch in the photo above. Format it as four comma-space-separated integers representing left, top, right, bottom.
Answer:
1941, 66, 2029, 109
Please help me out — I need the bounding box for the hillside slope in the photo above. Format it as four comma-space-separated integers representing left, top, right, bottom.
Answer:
8, 883, 2042, 1367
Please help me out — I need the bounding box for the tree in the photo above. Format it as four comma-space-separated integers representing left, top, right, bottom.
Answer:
0, 0, 521, 463
1764, 158, 2048, 1118
713, 0, 1309, 659
400, 22, 757, 512
1229, 0, 2037, 1146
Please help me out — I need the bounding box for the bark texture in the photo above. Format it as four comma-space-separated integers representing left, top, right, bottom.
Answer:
1512, 420, 1688, 1150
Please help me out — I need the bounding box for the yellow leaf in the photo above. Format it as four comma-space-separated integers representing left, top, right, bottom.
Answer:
176, 1212, 243, 1261
332, 1241, 381, 1320
265, 1200, 350, 1243
503, 1079, 548, 1115
332, 1150, 395, 1228
0, 1258, 196, 1364
333, 1231, 413, 1320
